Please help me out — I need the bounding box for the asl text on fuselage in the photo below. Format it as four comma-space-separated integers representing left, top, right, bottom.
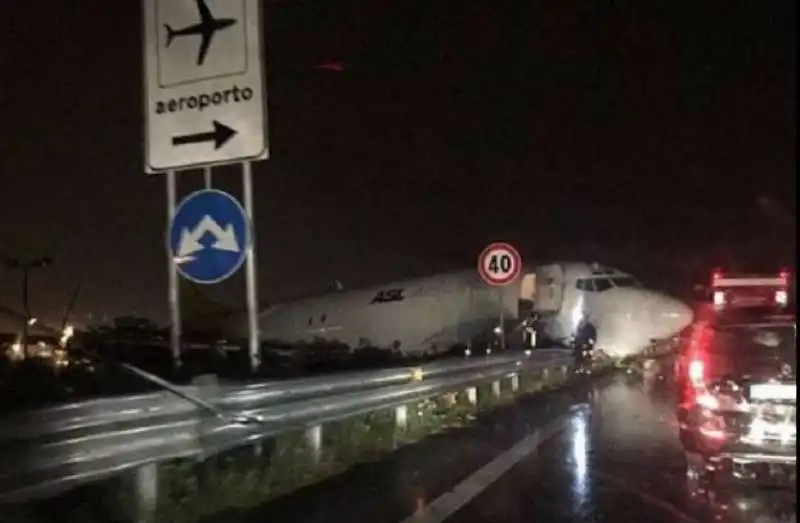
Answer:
370, 289, 405, 304
154, 84, 255, 115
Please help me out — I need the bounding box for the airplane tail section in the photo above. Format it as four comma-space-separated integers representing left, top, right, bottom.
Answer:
164, 24, 176, 47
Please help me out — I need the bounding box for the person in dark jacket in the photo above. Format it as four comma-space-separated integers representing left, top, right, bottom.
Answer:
573, 313, 596, 370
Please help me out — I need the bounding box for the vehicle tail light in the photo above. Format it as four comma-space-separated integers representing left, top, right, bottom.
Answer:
779, 269, 789, 283
775, 289, 788, 306
712, 290, 726, 307
689, 358, 705, 386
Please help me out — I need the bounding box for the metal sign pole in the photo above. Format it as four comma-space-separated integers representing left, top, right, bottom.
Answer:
203, 166, 212, 189
498, 287, 506, 351
478, 243, 521, 353
145, 0, 267, 374
166, 170, 182, 369
242, 161, 260, 372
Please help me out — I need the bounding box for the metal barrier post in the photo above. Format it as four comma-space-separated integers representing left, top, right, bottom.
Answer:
466, 386, 477, 405
305, 425, 323, 466
395, 404, 408, 431
133, 463, 158, 523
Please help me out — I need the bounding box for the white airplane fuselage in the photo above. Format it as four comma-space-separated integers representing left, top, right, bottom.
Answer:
225, 262, 693, 360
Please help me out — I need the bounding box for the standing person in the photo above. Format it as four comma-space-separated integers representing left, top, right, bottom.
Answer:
525, 311, 540, 349
573, 313, 596, 371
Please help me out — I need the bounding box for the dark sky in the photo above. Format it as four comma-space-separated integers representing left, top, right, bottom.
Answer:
0, 0, 796, 327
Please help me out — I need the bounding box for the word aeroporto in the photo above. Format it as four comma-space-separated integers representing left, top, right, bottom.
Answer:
154, 84, 255, 115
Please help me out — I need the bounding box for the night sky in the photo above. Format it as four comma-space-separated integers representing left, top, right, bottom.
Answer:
1, 1, 795, 328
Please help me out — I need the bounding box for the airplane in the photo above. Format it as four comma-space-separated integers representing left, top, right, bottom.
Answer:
223, 262, 695, 361
164, 0, 236, 66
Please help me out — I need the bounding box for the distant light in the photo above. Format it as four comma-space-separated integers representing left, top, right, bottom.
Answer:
60, 324, 75, 347
27, 317, 37, 326
317, 61, 344, 72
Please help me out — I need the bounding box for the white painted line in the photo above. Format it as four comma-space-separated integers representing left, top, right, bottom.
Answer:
398, 412, 574, 523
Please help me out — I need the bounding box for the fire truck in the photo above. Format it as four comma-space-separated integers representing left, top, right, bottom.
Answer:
678, 269, 793, 389
674, 269, 796, 493
709, 268, 791, 310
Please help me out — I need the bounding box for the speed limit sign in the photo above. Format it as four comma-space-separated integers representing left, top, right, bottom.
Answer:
478, 242, 522, 286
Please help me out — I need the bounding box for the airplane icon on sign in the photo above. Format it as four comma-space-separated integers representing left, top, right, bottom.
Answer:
164, 0, 236, 66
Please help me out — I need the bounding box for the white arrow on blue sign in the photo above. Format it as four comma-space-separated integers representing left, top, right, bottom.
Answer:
168, 189, 251, 284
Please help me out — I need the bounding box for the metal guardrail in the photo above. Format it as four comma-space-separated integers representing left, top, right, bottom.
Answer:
0, 349, 573, 505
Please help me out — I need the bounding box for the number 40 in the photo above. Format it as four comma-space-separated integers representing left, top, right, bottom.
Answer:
488, 254, 512, 274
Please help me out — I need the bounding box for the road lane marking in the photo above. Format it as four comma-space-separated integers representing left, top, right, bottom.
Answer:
398, 410, 576, 523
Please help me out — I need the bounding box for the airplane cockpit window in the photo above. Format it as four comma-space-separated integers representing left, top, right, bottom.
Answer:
576, 278, 595, 291
609, 276, 642, 288
592, 278, 613, 292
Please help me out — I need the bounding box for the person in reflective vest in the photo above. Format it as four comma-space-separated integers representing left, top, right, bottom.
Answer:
524, 312, 540, 348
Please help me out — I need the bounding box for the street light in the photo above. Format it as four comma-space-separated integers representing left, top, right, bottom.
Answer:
3, 256, 53, 358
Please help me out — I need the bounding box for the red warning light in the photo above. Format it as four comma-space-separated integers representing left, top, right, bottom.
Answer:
688, 358, 705, 386
317, 61, 344, 72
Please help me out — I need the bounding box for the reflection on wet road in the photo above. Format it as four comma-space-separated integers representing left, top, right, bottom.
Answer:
442, 360, 796, 523
229, 359, 795, 523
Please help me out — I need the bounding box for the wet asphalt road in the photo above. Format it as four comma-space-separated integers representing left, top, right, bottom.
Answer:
224, 358, 796, 523
443, 361, 796, 523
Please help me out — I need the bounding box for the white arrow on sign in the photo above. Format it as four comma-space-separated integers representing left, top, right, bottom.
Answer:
177, 215, 241, 259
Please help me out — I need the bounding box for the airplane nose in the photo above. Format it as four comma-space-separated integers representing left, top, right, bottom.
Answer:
654, 297, 694, 336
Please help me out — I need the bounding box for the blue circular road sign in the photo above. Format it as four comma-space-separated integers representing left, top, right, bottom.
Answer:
168, 189, 251, 284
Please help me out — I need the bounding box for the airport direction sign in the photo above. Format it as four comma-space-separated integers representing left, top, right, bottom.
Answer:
168, 189, 251, 284
478, 242, 522, 286
143, 0, 268, 174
